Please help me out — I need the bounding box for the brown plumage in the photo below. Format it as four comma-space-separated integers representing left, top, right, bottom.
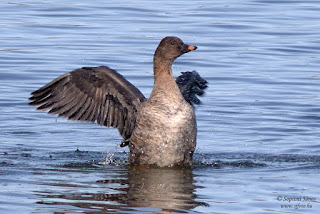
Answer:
29, 36, 207, 167
30, 66, 145, 142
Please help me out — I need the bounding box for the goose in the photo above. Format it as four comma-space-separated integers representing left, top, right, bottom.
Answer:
29, 36, 207, 167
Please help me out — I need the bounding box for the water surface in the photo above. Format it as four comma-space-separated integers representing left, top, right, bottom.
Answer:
1, 0, 320, 213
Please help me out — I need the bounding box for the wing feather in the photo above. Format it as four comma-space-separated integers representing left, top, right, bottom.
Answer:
175, 71, 208, 106
29, 66, 146, 142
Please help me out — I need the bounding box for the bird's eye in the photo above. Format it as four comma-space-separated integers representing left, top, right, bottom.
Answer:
170, 41, 175, 45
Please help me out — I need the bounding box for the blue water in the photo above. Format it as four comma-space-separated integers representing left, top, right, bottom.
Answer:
1, 0, 320, 213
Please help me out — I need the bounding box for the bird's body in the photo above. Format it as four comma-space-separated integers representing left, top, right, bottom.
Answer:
29, 36, 207, 167
130, 75, 196, 166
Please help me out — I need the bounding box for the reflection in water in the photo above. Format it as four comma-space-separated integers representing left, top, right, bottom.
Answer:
126, 167, 200, 211
36, 166, 205, 213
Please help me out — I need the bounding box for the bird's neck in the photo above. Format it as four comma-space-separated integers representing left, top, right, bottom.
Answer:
153, 56, 174, 83
150, 56, 182, 100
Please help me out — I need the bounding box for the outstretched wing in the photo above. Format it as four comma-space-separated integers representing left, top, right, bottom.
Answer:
29, 66, 146, 142
176, 71, 208, 106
